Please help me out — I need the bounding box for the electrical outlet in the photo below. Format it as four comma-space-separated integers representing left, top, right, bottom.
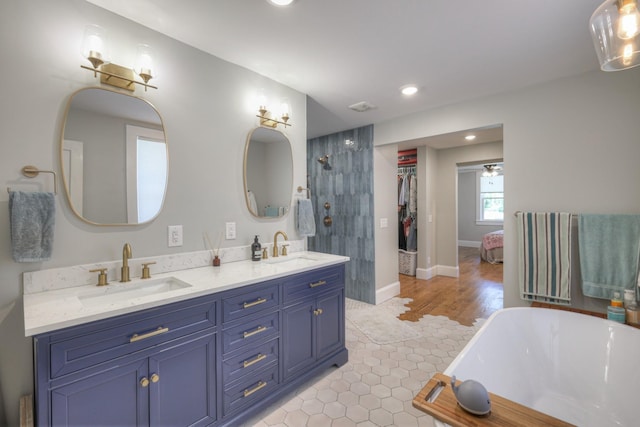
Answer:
168, 225, 183, 247
225, 222, 236, 240
380, 218, 388, 228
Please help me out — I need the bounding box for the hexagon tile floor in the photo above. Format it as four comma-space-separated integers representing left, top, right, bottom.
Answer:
246, 297, 485, 427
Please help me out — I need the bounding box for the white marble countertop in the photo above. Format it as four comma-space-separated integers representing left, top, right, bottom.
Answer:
23, 251, 349, 336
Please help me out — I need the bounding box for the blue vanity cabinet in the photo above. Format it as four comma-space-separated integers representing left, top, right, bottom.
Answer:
282, 265, 346, 381
33, 261, 348, 427
34, 295, 217, 427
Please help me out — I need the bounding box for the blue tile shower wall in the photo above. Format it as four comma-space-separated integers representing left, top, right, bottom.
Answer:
307, 125, 375, 304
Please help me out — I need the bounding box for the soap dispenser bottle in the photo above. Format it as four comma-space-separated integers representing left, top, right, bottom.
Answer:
251, 236, 261, 261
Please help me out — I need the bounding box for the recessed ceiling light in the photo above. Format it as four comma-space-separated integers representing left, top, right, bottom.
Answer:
267, 0, 296, 6
465, 135, 476, 141
400, 85, 418, 96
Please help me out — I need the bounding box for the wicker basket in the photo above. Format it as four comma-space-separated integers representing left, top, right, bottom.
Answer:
399, 249, 417, 276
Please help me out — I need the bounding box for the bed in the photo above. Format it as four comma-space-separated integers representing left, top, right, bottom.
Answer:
480, 229, 504, 264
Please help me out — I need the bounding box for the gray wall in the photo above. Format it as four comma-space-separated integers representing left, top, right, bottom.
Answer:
308, 125, 375, 303
458, 170, 503, 244
0, 1, 307, 424
374, 68, 640, 313
373, 143, 400, 297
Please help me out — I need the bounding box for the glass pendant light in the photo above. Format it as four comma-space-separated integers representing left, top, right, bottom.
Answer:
590, 0, 640, 71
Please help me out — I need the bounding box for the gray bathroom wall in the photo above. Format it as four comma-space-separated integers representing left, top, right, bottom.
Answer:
308, 125, 375, 303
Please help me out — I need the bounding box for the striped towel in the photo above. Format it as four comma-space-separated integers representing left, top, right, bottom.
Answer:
517, 212, 572, 305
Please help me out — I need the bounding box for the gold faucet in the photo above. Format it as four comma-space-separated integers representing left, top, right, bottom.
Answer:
121, 243, 132, 282
272, 231, 289, 258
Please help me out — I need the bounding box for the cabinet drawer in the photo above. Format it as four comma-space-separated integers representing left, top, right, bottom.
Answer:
222, 364, 278, 417
222, 338, 279, 385
282, 265, 344, 303
222, 282, 279, 324
47, 295, 217, 379
222, 311, 279, 355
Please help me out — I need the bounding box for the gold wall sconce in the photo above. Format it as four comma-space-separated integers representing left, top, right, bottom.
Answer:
81, 24, 158, 91
256, 92, 291, 128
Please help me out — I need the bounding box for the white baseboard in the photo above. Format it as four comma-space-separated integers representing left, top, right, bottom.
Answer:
437, 265, 459, 278
416, 267, 435, 280
458, 240, 481, 248
376, 281, 400, 305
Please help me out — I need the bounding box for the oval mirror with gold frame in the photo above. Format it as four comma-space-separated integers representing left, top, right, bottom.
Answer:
60, 87, 168, 225
243, 127, 293, 218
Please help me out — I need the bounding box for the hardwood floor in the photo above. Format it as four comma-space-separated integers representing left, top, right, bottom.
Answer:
398, 246, 504, 326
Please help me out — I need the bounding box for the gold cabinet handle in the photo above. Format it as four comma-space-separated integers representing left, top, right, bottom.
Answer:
314, 308, 324, 316
243, 297, 267, 309
243, 353, 267, 368
140, 377, 150, 387
309, 280, 327, 288
243, 381, 267, 397
150, 373, 160, 383
243, 325, 267, 338
130, 326, 169, 343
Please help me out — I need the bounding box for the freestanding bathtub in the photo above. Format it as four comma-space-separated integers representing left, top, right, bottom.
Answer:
442, 307, 639, 426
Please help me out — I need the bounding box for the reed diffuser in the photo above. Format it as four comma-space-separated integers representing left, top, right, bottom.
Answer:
205, 232, 222, 267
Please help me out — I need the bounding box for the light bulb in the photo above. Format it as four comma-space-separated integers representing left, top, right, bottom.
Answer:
617, 0, 640, 40
623, 42, 635, 64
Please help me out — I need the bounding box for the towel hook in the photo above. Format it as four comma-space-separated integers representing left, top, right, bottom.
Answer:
6, 165, 58, 194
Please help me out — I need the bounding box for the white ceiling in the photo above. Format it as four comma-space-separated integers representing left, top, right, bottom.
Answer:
87, 0, 604, 144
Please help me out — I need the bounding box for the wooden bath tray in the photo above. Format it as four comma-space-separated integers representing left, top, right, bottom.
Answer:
413, 373, 575, 427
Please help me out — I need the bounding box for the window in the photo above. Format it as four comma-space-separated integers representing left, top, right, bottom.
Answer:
477, 173, 503, 224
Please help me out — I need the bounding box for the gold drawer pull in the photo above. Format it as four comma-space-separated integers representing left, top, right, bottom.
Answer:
243, 297, 267, 309
151, 373, 160, 383
314, 308, 324, 316
243, 381, 267, 397
130, 326, 169, 343
243, 325, 267, 338
309, 280, 327, 288
243, 353, 267, 368
140, 377, 150, 387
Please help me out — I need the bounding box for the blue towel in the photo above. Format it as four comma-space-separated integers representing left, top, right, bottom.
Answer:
9, 191, 55, 262
297, 199, 316, 237
579, 214, 640, 300
517, 212, 572, 305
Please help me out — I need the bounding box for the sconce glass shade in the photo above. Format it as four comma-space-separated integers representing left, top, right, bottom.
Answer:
590, 0, 640, 71
280, 98, 291, 122
82, 24, 108, 68
135, 44, 154, 83
257, 89, 268, 112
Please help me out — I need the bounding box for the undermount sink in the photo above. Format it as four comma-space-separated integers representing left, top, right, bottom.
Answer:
79, 277, 192, 306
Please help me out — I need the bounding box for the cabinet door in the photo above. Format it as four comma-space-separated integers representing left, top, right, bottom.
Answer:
149, 332, 216, 427
50, 358, 149, 427
282, 301, 315, 379
316, 289, 345, 360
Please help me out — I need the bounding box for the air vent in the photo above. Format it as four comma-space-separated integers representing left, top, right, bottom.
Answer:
348, 101, 377, 112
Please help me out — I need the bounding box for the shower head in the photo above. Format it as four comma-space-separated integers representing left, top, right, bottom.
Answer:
318, 154, 332, 170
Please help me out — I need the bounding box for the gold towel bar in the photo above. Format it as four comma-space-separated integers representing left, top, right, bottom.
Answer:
297, 186, 311, 199
7, 165, 57, 195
